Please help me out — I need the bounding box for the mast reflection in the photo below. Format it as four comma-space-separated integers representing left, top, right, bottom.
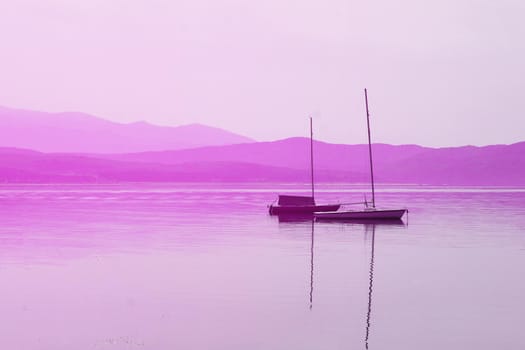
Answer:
364, 224, 376, 349
309, 219, 314, 310
275, 214, 316, 309
313, 218, 404, 348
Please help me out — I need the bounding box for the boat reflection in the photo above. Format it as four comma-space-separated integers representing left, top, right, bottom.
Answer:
275, 213, 315, 223
316, 218, 406, 226
275, 212, 407, 226
275, 215, 401, 346
298, 219, 395, 348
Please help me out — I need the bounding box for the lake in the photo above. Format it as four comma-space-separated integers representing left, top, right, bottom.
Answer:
0, 183, 524, 349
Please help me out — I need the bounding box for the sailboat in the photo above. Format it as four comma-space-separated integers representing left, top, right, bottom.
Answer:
315, 89, 407, 220
268, 117, 341, 215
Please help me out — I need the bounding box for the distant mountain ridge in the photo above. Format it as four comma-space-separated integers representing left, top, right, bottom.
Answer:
0, 139, 524, 185
0, 105, 523, 185
90, 138, 525, 185
0, 106, 254, 153
92, 137, 426, 172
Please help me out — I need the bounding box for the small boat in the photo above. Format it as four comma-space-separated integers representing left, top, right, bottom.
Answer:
268, 118, 341, 216
269, 195, 341, 215
315, 89, 407, 221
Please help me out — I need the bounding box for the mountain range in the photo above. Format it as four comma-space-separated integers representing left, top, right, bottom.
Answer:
0, 139, 524, 185
0, 106, 523, 185
0, 106, 253, 153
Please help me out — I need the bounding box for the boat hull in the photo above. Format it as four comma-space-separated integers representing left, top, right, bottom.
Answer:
269, 204, 341, 215
314, 208, 407, 220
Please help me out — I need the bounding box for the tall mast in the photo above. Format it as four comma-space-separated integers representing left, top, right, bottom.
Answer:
364, 89, 375, 208
310, 117, 315, 200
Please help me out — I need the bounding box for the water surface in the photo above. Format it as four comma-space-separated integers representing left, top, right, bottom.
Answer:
0, 184, 524, 349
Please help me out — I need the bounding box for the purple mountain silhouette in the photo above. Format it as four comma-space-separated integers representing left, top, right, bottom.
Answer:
0, 147, 356, 183
91, 138, 525, 185
0, 106, 253, 153
1, 138, 524, 185
90, 137, 425, 172
377, 142, 525, 185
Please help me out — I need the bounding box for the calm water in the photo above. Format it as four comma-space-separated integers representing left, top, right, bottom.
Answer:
0, 183, 524, 350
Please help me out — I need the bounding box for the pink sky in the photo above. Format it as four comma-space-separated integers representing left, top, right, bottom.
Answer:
0, 0, 524, 147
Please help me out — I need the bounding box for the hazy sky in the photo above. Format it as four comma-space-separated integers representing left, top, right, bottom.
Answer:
1, 0, 524, 146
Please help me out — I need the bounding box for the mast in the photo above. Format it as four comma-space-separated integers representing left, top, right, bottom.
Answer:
310, 117, 315, 201
364, 89, 376, 208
